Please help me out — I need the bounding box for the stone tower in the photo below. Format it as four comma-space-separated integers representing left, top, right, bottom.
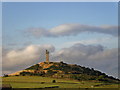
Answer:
46, 50, 49, 63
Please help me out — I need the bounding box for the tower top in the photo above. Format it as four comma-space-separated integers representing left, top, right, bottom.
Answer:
46, 50, 49, 54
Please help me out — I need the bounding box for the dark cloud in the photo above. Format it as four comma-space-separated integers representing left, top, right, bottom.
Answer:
51, 44, 118, 77
25, 24, 118, 38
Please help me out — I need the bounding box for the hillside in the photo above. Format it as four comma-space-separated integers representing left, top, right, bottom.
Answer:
9, 61, 119, 83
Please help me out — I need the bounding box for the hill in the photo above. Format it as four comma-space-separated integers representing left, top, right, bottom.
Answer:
9, 61, 120, 83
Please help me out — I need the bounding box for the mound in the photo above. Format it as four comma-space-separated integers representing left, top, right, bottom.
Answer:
9, 61, 119, 83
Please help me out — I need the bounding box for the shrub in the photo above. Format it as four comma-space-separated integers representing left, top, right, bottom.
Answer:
47, 70, 55, 76
3, 74, 9, 77
52, 80, 56, 83
20, 72, 32, 76
60, 61, 64, 64
26, 64, 40, 70
15, 75, 19, 76
97, 75, 105, 81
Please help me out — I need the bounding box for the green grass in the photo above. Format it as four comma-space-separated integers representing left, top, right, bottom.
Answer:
2, 76, 119, 88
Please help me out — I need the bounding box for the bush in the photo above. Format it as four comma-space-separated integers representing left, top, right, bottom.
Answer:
60, 61, 64, 64
15, 75, 19, 76
26, 64, 40, 70
47, 70, 55, 76
3, 74, 9, 77
52, 80, 56, 83
97, 75, 105, 81
20, 72, 32, 76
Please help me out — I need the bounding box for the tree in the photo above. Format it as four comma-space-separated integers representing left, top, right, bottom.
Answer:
3, 74, 9, 77
52, 80, 56, 83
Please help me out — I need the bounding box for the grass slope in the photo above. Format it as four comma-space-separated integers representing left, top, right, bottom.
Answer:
2, 76, 119, 88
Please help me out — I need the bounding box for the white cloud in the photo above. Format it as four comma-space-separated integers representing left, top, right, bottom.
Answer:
25, 24, 118, 38
2, 44, 55, 74
25, 28, 51, 38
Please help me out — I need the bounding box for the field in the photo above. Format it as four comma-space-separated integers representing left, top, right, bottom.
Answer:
2, 76, 119, 89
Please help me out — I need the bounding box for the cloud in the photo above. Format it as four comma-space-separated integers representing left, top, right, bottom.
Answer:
25, 24, 118, 38
25, 28, 52, 38
2, 43, 118, 78
63, 37, 112, 47
51, 44, 118, 77
52, 44, 104, 62
2, 44, 55, 74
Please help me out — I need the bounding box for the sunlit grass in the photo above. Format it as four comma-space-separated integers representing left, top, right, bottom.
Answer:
2, 76, 119, 88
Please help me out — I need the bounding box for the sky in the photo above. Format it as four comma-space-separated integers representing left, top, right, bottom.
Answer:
2, 2, 118, 78
1, 0, 120, 2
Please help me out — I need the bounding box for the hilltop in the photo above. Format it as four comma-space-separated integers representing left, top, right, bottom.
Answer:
9, 61, 119, 83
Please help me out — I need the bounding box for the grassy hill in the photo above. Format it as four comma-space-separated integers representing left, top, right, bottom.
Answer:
11, 61, 119, 83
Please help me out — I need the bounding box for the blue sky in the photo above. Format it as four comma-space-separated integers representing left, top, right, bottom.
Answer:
2, 2, 119, 77
3, 2, 118, 50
